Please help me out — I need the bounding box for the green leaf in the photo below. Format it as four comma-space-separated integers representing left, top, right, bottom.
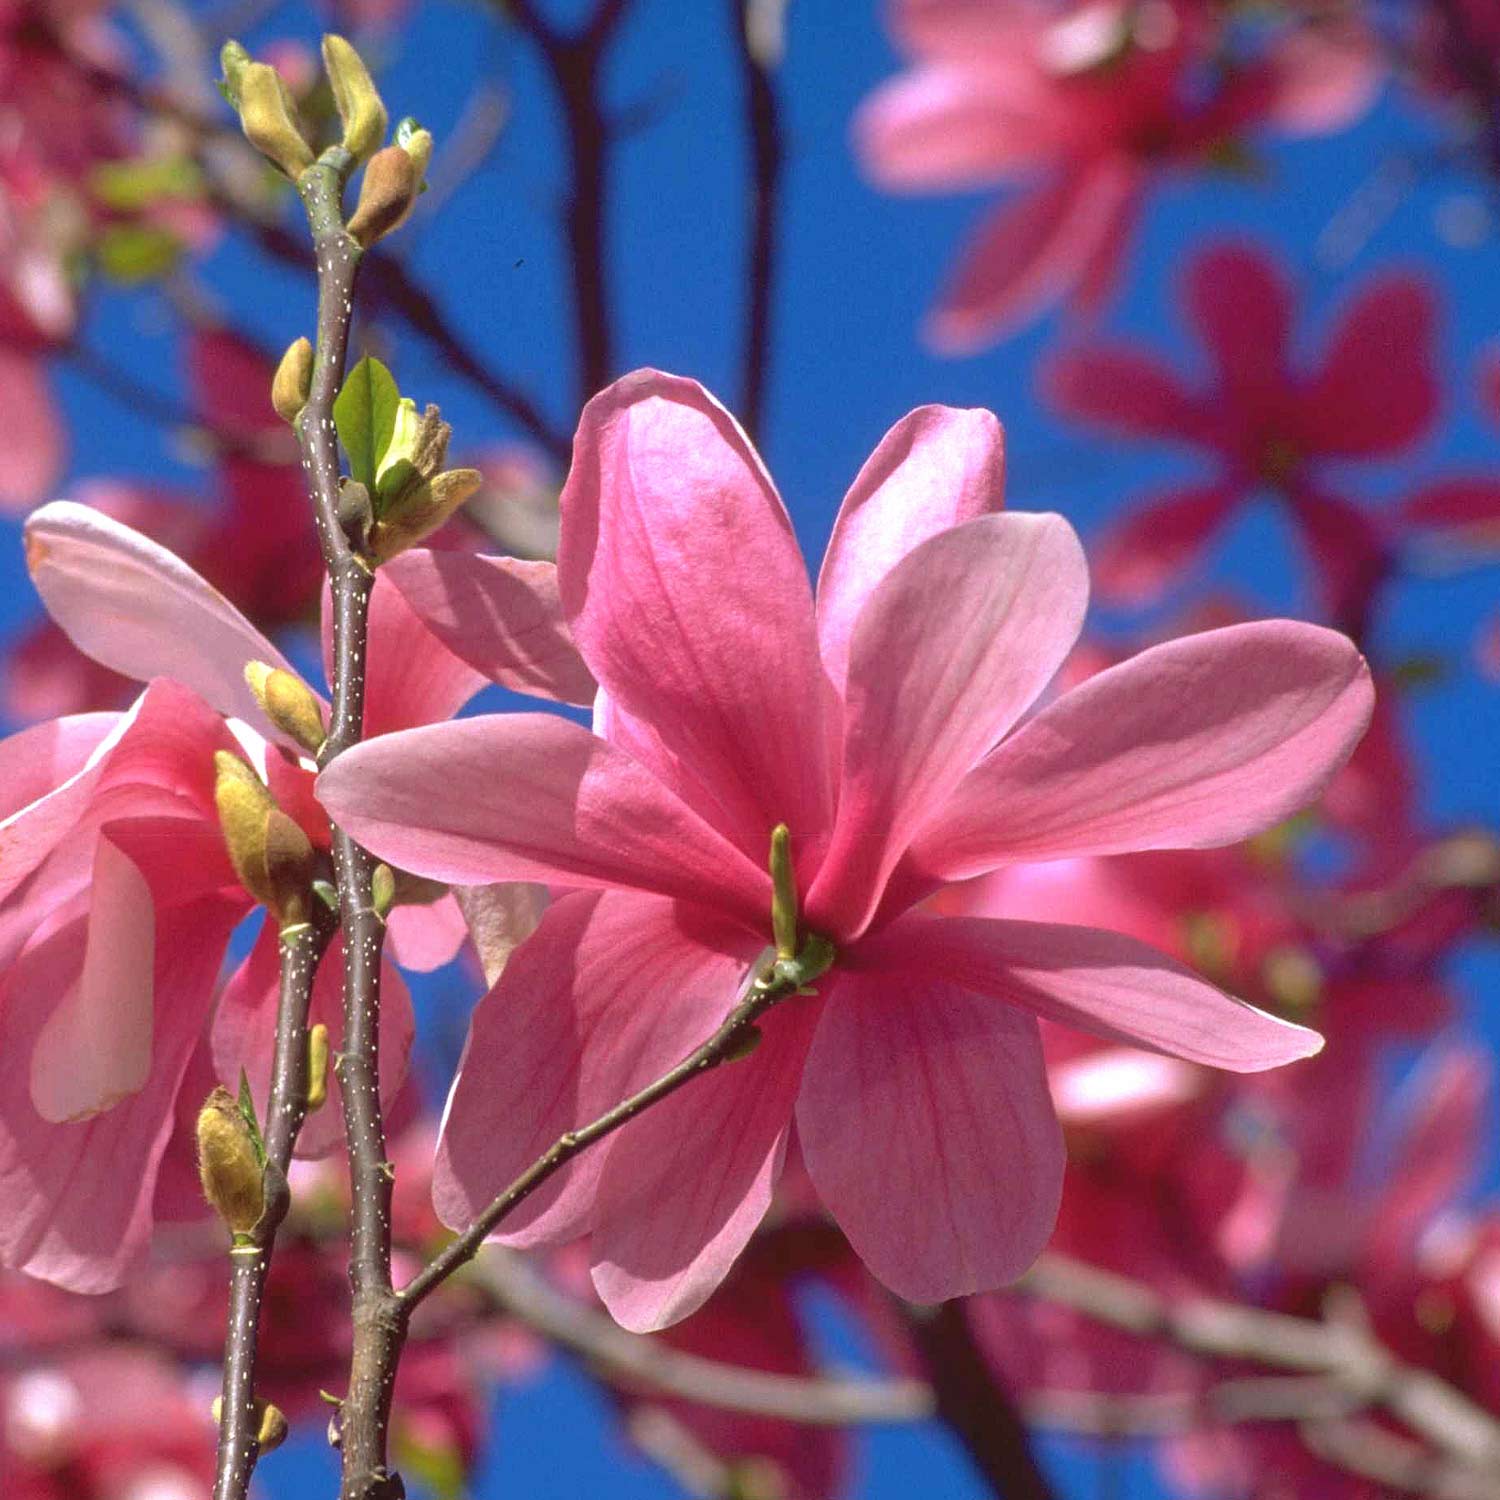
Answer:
236, 1068, 267, 1166
334, 356, 402, 489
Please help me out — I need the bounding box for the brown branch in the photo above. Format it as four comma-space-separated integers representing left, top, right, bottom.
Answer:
470, 1248, 933, 1426
294, 153, 406, 1500
726, 0, 787, 444
903, 1300, 1057, 1500
212, 915, 335, 1500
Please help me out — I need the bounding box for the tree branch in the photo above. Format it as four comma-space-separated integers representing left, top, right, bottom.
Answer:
294, 152, 407, 1500
726, 0, 787, 444
212, 914, 335, 1500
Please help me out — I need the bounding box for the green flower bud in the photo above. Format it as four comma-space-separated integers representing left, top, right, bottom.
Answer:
197, 1086, 265, 1235
271, 337, 314, 424
322, 34, 388, 161
234, 61, 314, 178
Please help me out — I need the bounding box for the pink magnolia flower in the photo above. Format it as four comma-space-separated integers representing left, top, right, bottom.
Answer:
854, 0, 1378, 349
0, 499, 589, 1291
1046, 240, 1440, 630
318, 369, 1373, 1331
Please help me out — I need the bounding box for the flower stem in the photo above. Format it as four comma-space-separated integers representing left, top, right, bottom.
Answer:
212, 916, 334, 1500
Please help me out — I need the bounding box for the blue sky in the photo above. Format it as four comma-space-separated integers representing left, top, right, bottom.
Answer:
7, 1, 1500, 1495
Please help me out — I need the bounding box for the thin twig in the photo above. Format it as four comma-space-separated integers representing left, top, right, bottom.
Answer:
727, 0, 787, 444
469, 1248, 934, 1425
294, 151, 406, 1500
212, 915, 335, 1500
399, 955, 810, 1312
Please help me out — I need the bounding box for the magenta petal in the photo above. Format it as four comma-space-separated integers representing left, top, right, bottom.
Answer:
1091, 481, 1241, 605
0, 712, 117, 824
1184, 243, 1291, 405
380, 549, 596, 707
817, 405, 1005, 692
318, 713, 771, 924
927, 164, 1139, 352
24, 501, 304, 742
808, 512, 1087, 940
0, 349, 64, 511
912, 621, 1373, 877
559, 370, 830, 857
1299, 274, 1438, 458
857, 914, 1323, 1071
590, 999, 817, 1331
433, 891, 761, 1248
853, 65, 1053, 192
0, 894, 239, 1292
797, 973, 1062, 1302
1044, 345, 1208, 447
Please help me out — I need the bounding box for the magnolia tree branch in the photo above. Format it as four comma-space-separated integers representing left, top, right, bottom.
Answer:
213, 915, 335, 1500
727, 0, 787, 444
505, 0, 635, 405
1019, 1253, 1500, 1490
469, 1248, 934, 1425
293, 153, 407, 1500
399, 954, 817, 1311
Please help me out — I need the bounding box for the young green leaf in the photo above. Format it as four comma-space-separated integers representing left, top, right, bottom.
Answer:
333, 356, 402, 488
236, 1067, 267, 1166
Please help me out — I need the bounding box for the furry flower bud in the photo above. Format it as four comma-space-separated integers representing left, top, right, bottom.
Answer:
197, 1086, 265, 1235
271, 337, 314, 424
322, 34, 388, 161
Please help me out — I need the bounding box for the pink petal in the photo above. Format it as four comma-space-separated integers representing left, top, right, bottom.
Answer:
1265, 20, 1383, 135
0, 349, 64, 511
590, 998, 817, 1331
24, 501, 304, 744
1091, 482, 1241, 605
0, 712, 117, 823
380, 549, 596, 706
888, 0, 1032, 58
29, 837, 155, 1124
213, 921, 415, 1159
558, 370, 831, 857
433, 890, 761, 1248
1183, 243, 1292, 406
1043, 345, 1208, 446
816, 405, 1005, 693
1283, 481, 1390, 628
927, 163, 1140, 352
1298, 274, 1438, 457
853, 65, 1056, 192
855, 914, 1322, 1071
0, 893, 240, 1292
796, 972, 1062, 1302
386, 891, 469, 972
807, 512, 1088, 940
452, 882, 548, 987
911, 621, 1373, 877
317, 714, 772, 926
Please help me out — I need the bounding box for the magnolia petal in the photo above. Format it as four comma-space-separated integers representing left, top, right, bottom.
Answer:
817, 405, 1005, 692
30, 838, 155, 1124
558, 370, 831, 859
797, 973, 1063, 1303
380, 549, 596, 707
590, 999, 817, 1332
912, 621, 1373, 876
808, 512, 1087, 940
434, 891, 761, 1248
855, 914, 1323, 1071
24, 502, 305, 744
316, 713, 771, 926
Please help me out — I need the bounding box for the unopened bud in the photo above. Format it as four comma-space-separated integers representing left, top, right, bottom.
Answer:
212, 1395, 289, 1454
368, 467, 482, 564
322, 34, 388, 161
215, 751, 277, 908
264, 809, 316, 929
371, 863, 397, 920
347, 144, 419, 247
220, 40, 252, 103
395, 116, 434, 178
234, 61, 314, 178
271, 337, 314, 424
197, 1086, 265, 1235
245, 661, 326, 753
306, 1024, 330, 1111
769, 823, 797, 960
